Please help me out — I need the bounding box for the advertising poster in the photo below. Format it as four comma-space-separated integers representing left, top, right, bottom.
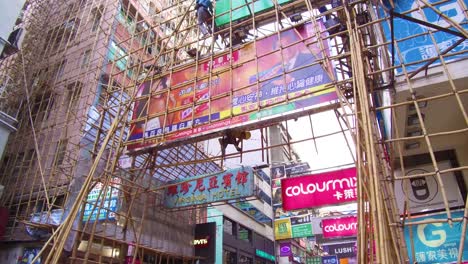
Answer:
279, 242, 292, 257
271, 165, 286, 179
404, 210, 468, 264
281, 167, 357, 210
83, 178, 120, 222
291, 215, 313, 238
128, 22, 336, 152
322, 216, 358, 238
380, 0, 468, 74
274, 218, 292, 240
394, 160, 464, 214
164, 167, 255, 208
19, 248, 41, 264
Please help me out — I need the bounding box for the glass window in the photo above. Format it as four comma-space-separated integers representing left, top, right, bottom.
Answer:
238, 225, 252, 242
223, 218, 234, 235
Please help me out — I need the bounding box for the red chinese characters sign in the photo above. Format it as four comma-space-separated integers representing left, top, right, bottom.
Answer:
164, 166, 255, 208
281, 167, 357, 210
322, 216, 358, 238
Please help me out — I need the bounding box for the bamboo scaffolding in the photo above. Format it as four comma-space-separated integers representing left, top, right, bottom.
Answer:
1, 0, 468, 263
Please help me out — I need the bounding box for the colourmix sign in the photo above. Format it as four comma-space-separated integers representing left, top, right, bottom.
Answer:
281, 167, 357, 210
127, 22, 336, 152
322, 216, 357, 238
163, 167, 255, 208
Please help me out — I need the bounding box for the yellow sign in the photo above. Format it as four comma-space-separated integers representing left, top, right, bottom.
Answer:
274, 218, 292, 240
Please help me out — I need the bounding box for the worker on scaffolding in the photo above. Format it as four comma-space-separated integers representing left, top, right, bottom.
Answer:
196, 0, 213, 37
219, 129, 251, 157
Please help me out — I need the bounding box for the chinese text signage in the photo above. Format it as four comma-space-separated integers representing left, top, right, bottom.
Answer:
83, 178, 120, 222
164, 167, 255, 208
274, 218, 292, 240
281, 167, 357, 210
380, 0, 468, 74
404, 211, 468, 263
274, 216, 314, 240
322, 216, 357, 238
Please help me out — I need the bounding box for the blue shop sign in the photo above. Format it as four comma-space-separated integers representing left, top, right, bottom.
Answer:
380, 0, 468, 74
404, 211, 468, 263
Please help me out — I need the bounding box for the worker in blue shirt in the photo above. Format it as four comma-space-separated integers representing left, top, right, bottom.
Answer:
196, 0, 213, 36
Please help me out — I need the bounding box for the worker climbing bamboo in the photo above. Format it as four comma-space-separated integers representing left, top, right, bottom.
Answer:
219, 129, 251, 157
195, 0, 213, 37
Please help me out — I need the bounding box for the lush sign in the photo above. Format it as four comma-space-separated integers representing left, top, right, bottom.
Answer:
281, 167, 356, 210
322, 216, 357, 238
324, 242, 357, 259
128, 22, 335, 152
164, 167, 255, 208
405, 211, 468, 263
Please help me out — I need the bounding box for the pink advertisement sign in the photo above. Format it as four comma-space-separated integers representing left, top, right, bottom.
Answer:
281, 167, 357, 210
322, 216, 358, 238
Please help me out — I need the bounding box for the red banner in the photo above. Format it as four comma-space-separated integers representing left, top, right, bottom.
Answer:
322, 216, 358, 238
281, 167, 357, 210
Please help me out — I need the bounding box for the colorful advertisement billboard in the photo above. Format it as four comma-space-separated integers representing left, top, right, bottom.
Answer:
164, 167, 255, 208
281, 167, 357, 211
322, 216, 357, 238
404, 210, 468, 264
83, 178, 120, 222
380, 0, 468, 74
128, 22, 336, 152
274, 216, 314, 240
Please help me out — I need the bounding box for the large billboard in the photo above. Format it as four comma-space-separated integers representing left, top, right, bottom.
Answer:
215, 0, 294, 27
404, 211, 468, 263
128, 22, 336, 152
380, 0, 468, 74
164, 166, 255, 208
281, 167, 357, 210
